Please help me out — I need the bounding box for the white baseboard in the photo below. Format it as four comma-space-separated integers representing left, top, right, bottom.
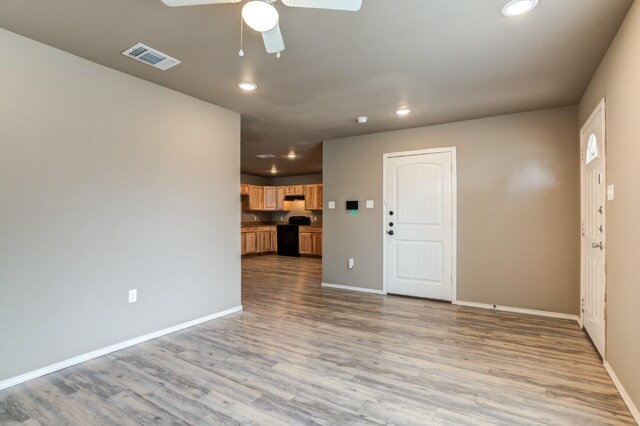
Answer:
0, 305, 243, 391
454, 300, 579, 323
321, 283, 385, 295
604, 361, 640, 424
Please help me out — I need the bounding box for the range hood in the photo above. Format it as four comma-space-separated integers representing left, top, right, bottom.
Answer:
284, 195, 305, 201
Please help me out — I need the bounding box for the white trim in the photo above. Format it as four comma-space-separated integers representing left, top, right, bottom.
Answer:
382, 147, 458, 302
0, 305, 243, 391
321, 282, 385, 295
604, 361, 640, 424
454, 300, 579, 323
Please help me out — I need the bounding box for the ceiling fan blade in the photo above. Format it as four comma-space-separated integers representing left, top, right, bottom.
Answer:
161, 0, 240, 7
262, 24, 285, 54
280, 0, 361, 11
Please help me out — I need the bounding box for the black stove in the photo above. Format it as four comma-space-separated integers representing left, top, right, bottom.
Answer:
277, 216, 311, 256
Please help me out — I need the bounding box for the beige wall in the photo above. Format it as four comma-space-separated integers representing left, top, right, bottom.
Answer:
578, 1, 640, 412
0, 29, 241, 382
323, 107, 580, 315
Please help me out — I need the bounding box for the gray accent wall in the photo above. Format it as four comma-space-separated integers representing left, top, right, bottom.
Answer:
0, 29, 241, 382
578, 0, 640, 411
323, 107, 580, 315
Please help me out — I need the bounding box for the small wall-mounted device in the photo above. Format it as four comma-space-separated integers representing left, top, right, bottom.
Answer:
346, 200, 358, 211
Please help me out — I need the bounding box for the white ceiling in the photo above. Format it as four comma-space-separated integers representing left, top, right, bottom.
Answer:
0, 0, 633, 176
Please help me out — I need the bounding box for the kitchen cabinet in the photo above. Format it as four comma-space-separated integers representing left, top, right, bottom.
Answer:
299, 232, 312, 255
241, 185, 290, 211
263, 186, 277, 211
257, 227, 272, 253
248, 185, 264, 210
286, 185, 305, 196
311, 233, 322, 255
299, 226, 322, 256
271, 229, 277, 252
242, 231, 257, 255
304, 184, 323, 210
276, 186, 288, 211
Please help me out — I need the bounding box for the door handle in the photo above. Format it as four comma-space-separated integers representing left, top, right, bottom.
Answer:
592, 242, 603, 250
388, 230, 394, 236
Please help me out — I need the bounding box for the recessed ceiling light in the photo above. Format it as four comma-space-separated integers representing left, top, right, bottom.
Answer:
395, 108, 412, 116
237, 81, 258, 91
502, 0, 538, 17
270, 168, 278, 174
356, 116, 368, 124
287, 153, 296, 159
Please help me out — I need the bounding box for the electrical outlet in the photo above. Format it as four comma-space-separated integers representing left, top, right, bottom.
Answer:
128, 289, 138, 304
348, 258, 355, 269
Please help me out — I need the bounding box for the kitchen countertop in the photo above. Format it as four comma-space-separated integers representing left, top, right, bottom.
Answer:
241, 222, 322, 228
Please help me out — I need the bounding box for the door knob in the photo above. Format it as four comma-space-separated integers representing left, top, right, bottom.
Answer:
592, 242, 603, 250
388, 230, 394, 236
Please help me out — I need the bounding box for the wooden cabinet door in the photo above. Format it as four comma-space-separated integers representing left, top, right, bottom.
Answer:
285, 186, 295, 196
240, 183, 250, 195
299, 232, 312, 254
241, 233, 246, 255
245, 232, 257, 254
304, 185, 316, 210
257, 231, 271, 253
271, 230, 277, 252
294, 185, 305, 195
263, 186, 277, 211
312, 234, 322, 255
249, 186, 264, 210
316, 184, 323, 210
276, 187, 288, 211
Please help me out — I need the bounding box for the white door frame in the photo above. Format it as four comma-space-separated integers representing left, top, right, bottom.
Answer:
579, 98, 607, 354
382, 147, 458, 302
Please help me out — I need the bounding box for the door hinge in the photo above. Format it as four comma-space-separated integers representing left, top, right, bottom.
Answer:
581, 149, 584, 161
581, 223, 585, 237
581, 298, 584, 313
598, 173, 602, 184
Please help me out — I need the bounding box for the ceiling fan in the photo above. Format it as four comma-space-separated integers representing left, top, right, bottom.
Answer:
161, 0, 362, 56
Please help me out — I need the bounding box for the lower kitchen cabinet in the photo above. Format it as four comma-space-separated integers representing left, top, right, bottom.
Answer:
257, 230, 271, 253
299, 232, 312, 255
242, 231, 257, 255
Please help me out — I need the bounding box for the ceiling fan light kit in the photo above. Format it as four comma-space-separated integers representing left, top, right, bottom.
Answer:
162, 0, 362, 57
242, 1, 279, 32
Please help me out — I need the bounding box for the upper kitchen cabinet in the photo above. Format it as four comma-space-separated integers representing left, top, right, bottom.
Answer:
240, 183, 250, 196
263, 186, 277, 211
241, 184, 291, 212
285, 185, 305, 196
304, 184, 323, 211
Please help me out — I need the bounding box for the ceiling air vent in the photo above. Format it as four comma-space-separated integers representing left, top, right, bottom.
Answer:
122, 43, 181, 71
256, 154, 276, 159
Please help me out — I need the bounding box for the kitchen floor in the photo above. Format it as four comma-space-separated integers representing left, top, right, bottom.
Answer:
0, 255, 632, 424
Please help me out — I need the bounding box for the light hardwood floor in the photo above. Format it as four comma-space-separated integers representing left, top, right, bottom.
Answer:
0, 255, 634, 425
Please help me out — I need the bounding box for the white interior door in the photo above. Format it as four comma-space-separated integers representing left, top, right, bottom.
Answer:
385, 150, 454, 301
581, 99, 606, 357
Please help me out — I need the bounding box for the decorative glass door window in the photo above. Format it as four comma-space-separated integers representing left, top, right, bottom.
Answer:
586, 133, 598, 164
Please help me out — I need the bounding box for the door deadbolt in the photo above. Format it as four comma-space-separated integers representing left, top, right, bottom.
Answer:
389, 222, 394, 227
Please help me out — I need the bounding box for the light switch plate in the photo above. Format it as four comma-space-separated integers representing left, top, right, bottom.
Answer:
366, 200, 374, 209
607, 184, 615, 201
128, 289, 137, 304
328, 201, 336, 209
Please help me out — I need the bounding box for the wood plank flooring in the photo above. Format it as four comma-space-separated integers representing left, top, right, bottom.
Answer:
0, 255, 634, 425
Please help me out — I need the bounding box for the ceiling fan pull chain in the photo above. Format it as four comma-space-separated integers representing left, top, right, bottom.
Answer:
239, 13, 245, 57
